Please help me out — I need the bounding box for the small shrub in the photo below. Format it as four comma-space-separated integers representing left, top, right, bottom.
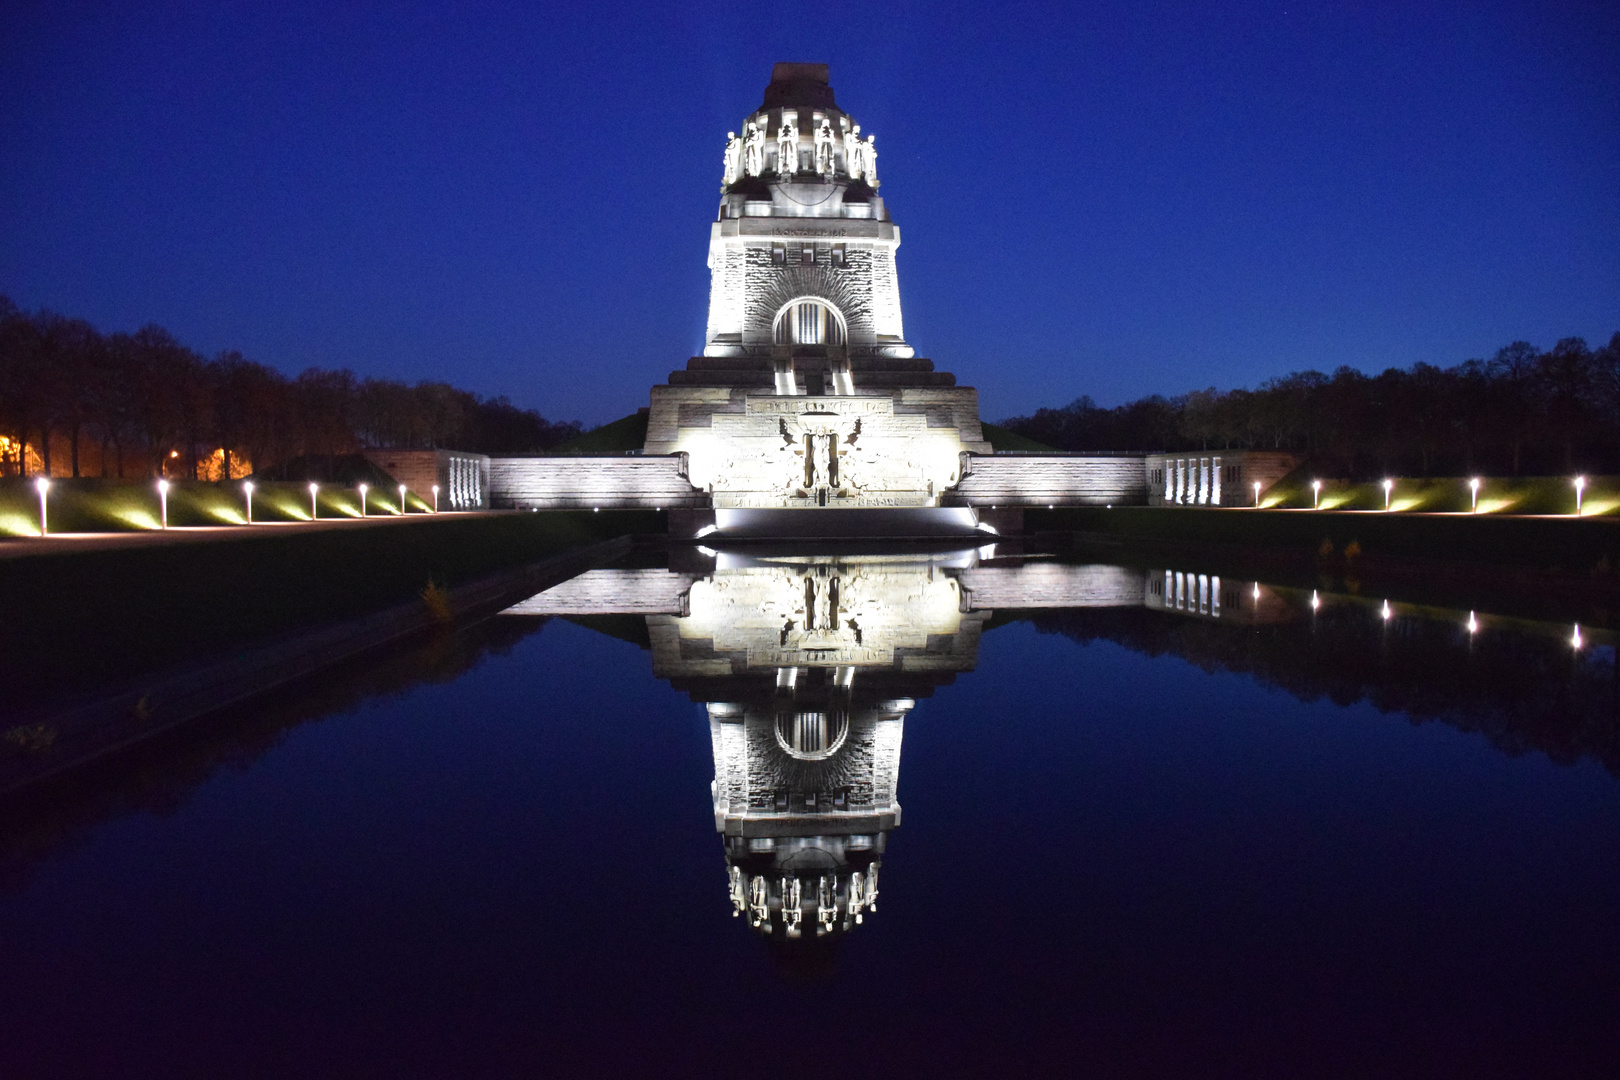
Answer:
4, 724, 57, 754
421, 579, 453, 622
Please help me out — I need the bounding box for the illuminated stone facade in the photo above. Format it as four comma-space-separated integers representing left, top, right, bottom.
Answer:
703, 62, 906, 361
645, 63, 990, 514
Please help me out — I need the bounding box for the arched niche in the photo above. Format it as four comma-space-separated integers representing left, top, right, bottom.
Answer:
772, 297, 848, 347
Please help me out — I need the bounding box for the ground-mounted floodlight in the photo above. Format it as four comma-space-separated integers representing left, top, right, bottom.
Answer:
1311, 479, 1321, 509
431, 484, 440, 512
35, 477, 49, 536
398, 484, 407, 514
1572, 624, 1583, 650
1252, 480, 1261, 508
358, 483, 369, 518
309, 482, 319, 520
157, 478, 171, 529
1381, 600, 1392, 621
1574, 476, 1586, 516
1467, 611, 1478, 634
1382, 478, 1393, 511
1310, 590, 1320, 610
244, 480, 255, 523
1469, 477, 1480, 513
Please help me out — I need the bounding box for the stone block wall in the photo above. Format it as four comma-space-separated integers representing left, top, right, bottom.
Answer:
487, 454, 704, 510
947, 453, 1148, 507
1145, 450, 1301, 507
361, 449, 490, 510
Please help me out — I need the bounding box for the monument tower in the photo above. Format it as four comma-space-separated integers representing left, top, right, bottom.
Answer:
645, 63, 992, 529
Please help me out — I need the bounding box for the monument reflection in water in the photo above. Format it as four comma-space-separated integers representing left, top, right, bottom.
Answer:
509, 546, 1144, 941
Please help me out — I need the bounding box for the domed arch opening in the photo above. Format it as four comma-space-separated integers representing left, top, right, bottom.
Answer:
775, 710, 850, 760
773, 298, 847, 347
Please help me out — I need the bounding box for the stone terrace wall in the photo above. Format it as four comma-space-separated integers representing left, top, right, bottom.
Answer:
957, 563, 1147, 609
488, 455, 705, 510
947, 454, 1148, 507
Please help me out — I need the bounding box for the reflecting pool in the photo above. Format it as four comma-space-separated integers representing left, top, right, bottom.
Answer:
1, 545, 1617, 1077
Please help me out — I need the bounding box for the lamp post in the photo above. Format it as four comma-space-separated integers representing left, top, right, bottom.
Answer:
244, 480, 255, 524
1382, 478, 1393, 511
35, 477, 49, 536
309, 482, 319, 520
1252, 480, 1261, 508
432, 484, 440, 513
358, 483, 368, 518
1574, 476, 1585, 516
398, 484, 407, 514
1312, 479, 1321, 509
157, 478, 170, 529
1469, 477, 1480, 513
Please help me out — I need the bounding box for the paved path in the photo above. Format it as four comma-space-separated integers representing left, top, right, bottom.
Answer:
0, 511, 505, 560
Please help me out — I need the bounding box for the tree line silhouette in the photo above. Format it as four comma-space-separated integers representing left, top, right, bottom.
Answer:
0, 297, 581, 479
1001, 333, 1620, 477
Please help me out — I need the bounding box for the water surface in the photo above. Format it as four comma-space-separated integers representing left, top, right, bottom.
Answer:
1, 550, 1616, 1077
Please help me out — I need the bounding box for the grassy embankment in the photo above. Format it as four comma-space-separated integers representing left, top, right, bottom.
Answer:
1028, 505, 1619, 571
0, 509, 662, 706
1027, 505, 1620, 621
0, 477, 434, 536
1256, 473, 1617, 515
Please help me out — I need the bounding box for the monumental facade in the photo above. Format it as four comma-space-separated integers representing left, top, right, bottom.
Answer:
484, 64, 1301, 527
644, 62, 991, 520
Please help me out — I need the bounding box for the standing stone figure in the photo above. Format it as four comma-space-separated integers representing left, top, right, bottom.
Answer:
811, 433, 833, 489
777, 118, 799, 177
744, 122, 765, 177
814, 119, 835, 176
863, 134, 878, 187
722, 131, 743, 186
843, 124, 864, 182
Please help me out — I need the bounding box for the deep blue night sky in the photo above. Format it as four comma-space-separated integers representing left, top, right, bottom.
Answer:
2, 1, 1616, 425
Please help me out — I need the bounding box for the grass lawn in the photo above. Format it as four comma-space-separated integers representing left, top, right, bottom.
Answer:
0, 510, 661, 706
1028, 505, 1620, 578
0, 477, 436, 535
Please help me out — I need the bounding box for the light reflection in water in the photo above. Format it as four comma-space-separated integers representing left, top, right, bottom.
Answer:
508, 547, 1619, 949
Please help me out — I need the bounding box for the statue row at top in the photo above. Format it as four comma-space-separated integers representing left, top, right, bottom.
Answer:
722, 112, 878, 189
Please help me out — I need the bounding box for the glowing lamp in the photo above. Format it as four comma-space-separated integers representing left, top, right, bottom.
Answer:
157, 478, 171, 529
1382, 478, 1393, 511
1381, 600, 1392, 621
1311, 479, 1321, 509
1469, 477, 1480, 513
358, 483, 369, 518
1252, 480, 1261, 508
1574, 476, 1586, 515
431, 484, 440, 512
244, 480, 255, 524
309, 481, 319, 520
34, 477, 49, 536
398, 484, 407, 514
1572, 624, 1583, 649
1310, 590, 1320, 610
1467, 611, 1478, 634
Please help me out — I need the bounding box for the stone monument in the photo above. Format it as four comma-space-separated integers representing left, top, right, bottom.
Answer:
645, 63, 992, 535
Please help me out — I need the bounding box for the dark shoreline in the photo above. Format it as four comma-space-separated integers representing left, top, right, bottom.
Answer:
1029, 506, 1620, 629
